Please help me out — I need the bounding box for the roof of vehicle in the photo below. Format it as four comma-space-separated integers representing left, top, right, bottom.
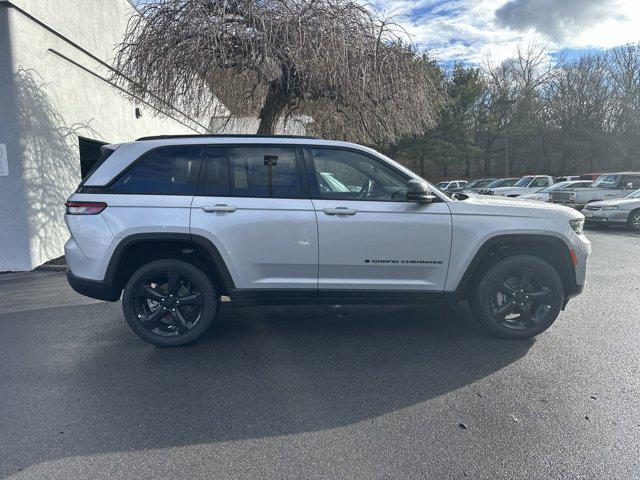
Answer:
598, 171, 640, 175
135, 134, 318, 141
86, 135, 446, 199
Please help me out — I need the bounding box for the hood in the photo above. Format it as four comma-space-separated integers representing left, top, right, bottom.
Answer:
589, 197, 640, 208
452, 194, 583, 221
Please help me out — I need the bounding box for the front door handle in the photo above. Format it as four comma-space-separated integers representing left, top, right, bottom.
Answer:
202, 204, 237, 213
323, 207, 357, 216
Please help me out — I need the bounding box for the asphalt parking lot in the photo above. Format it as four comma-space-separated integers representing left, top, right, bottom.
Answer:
0, 228, 639, 479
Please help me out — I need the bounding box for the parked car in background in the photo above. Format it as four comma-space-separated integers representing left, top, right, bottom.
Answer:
520, 180, 593, 202
555, 176, 581, 183
457, 178, 497, 193
437, 180, 468, 191
583, 188, 640, 231
475, 177, 519, 195
549, 172, 640, 210
488, 175, 554, 197
579, 173, 602, 181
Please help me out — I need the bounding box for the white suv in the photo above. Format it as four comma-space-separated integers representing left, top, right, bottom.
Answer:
65, 135, 591, 346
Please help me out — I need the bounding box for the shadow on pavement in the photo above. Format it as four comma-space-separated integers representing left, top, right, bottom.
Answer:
0, 301, 532, 475
584, 225, 640, 237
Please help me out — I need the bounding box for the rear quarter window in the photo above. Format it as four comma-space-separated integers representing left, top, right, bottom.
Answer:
107, 145, 204, 195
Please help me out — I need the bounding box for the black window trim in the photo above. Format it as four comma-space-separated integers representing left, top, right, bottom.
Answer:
302, 145, 421, 203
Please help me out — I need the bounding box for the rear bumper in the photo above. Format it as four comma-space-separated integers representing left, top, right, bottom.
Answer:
67, 270, 121, 302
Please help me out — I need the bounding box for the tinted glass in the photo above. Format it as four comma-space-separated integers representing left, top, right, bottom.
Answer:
626, 175, 640, 189
229, 147, 301, 198
514, 176, 534, 187
110, 145, 203, 195
592, 174, 621, 188
531, 177, 550, 187
310, 148, 409, 201
201, 147, 230, 196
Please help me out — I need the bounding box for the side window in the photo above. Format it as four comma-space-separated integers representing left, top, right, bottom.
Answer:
109, 145, 203, 195
624, 176, 640, 189
228, 146, 302, 198
531, 177, 550, 187
309, 148, 409, 201
201, 147, 230, 196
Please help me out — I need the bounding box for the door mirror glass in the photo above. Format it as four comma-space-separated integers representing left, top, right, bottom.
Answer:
406, 180, 436, 203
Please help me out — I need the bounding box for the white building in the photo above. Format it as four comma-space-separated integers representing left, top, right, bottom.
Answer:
0, 0, 306, 272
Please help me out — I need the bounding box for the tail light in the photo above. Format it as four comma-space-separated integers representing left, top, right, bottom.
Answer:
65, 201, 107, 215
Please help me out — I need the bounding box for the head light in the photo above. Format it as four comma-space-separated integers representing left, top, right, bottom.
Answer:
602, 205, 619, 210
569, 219, 584, 235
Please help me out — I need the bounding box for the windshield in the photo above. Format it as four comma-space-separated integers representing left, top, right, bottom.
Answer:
466, 179, 494, 189
539, 182, 571, 193
592, 174, 621, 188
486, 178, 516, 188
626, 188, 640, 198
514, 176, 534, 187
541, 181, 592, 192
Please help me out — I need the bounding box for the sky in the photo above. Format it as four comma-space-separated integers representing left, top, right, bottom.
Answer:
132, 0, 640, 65
371, 0, 640, 64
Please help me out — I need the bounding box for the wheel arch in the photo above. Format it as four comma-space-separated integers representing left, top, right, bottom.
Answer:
456, 234, 576, 301
105, 233, 236, 299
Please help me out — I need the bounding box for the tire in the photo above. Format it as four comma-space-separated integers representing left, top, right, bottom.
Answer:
122, 259, 218, 346
627, 209, 640, 231
470, 255, 564, 339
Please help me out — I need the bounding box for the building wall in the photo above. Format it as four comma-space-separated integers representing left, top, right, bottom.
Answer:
0, 0, 223, 271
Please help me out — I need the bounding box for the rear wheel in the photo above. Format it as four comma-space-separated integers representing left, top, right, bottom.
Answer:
627, 210, 640, 231
122, 259, 218, 346
470, 255, 564, 339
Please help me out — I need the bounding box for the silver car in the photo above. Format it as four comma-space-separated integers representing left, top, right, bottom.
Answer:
583, 189, 640, 231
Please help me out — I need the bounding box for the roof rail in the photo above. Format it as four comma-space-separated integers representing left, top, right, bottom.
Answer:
135, 134, 318, 141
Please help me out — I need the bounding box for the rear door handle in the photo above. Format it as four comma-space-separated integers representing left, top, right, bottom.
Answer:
323, 207, 357, 216
202, 204, 237, 213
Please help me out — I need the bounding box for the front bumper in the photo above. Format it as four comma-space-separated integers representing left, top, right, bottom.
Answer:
67, 270, 121, 302
583, 210, 628, 224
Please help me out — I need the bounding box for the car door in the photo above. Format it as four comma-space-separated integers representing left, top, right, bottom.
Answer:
190, 145, 318, 291
305, 146, 452, 293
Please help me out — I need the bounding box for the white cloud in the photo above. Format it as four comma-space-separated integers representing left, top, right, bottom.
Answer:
371, 0, 640, 64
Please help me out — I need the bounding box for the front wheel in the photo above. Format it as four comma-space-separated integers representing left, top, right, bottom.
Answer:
470, 255, 564, 339
627, 210, 640, 231
122, 259, 218, 346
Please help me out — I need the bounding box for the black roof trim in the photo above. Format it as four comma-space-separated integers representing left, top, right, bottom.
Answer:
135, 134, 318, 141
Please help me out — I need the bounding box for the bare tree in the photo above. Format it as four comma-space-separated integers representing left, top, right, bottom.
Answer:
112, 0, 444, 144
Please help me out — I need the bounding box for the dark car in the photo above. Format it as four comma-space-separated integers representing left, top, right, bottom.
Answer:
475, 177, 519, 195
456, 178, 497, 193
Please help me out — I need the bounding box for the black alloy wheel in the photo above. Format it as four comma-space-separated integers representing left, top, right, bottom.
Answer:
134, 271, 204, 336
489, 267, 554, 332
472, 255, 564, 339
122, 259, 218, 346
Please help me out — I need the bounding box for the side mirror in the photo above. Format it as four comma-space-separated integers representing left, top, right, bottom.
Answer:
627, 182, 634, 190
406, 179, 436, 203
